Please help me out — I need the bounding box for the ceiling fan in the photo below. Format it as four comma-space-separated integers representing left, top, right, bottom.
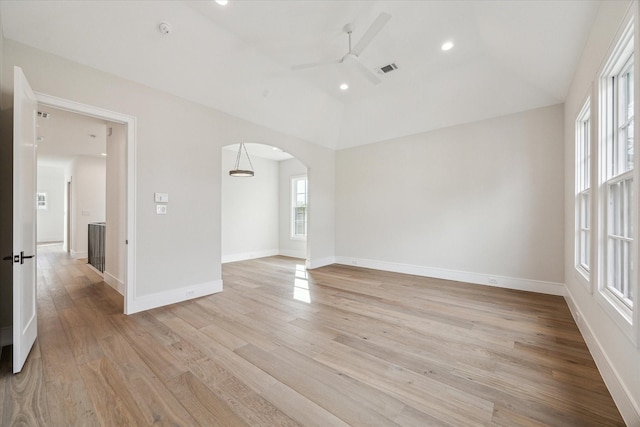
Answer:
292, 12, 391, 85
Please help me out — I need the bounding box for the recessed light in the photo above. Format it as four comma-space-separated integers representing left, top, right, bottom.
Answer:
441, 41, 454, 51
339, 83, 349, 91
101, 153, 107, 157
215, 0, 228, 5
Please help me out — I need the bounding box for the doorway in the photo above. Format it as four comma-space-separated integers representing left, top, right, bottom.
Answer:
220, 143, 308, 264
35, 93, 136, 314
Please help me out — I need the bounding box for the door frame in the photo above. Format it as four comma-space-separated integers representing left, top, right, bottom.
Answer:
36, 93, 137, 314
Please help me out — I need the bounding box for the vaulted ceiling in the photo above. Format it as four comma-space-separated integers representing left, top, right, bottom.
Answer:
1, 0, 600, 150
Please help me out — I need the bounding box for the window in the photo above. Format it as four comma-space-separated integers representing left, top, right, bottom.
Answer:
599, 23, 634, 315
291, 176, 307, 239
576, 99, 591, 280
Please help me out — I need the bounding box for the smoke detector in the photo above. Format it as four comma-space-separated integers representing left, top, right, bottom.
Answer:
159, 22, 171, 35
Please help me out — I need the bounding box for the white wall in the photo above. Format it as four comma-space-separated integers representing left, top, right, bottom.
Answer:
221, 149, 279, 262
36, 165, 65, 243
105, 122, 126, 293
279, 158, 307, 259
336, 104, 565, 294
563, 1, 640, 424
1, 40, 336, 311
70, 156, 106, 259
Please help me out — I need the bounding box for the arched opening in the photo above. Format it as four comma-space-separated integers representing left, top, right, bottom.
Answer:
221, 143, 308, 265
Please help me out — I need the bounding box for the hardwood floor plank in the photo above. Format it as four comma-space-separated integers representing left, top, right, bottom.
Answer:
0, 246, 625, 426
78, 357, 149, 426
109, 313, 187, 381
236, 343, 403, 426
57, 306, 104, 365
1, 347, 50, 427
98, 333, 199, 425
165, 371, 250, 427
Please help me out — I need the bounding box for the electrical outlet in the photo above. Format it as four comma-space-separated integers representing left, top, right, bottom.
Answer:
352, 260, 358, 265
156, 204, 167, 215
186, 290, 195, 298
488, 277, 498, 285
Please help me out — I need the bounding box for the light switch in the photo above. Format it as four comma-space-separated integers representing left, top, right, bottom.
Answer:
156, 205, 167, 215
154, 193, 169, 203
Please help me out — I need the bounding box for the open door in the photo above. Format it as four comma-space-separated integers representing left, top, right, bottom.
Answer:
12, 66, 38, 373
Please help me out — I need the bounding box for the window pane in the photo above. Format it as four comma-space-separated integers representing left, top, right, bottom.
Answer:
292, 177, 308, 238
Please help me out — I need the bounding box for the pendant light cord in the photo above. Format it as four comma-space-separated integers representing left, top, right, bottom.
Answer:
234, 142, 254, 171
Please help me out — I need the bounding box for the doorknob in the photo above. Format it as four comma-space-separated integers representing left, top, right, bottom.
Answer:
20, 251, 35, 264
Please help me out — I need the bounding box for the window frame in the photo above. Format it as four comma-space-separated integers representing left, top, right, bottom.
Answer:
596, 17, 638, 344
575, 97, 592, 285
290, 175, 308, 240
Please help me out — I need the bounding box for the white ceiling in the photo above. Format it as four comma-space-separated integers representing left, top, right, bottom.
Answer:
36, 106, 107, 168
1, 1, 600, 150
223, 143, 294, 162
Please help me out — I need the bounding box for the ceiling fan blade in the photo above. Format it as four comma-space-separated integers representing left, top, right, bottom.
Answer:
292, 58, 340, 71
350, 56, 381, 85
351, 12, 391, 56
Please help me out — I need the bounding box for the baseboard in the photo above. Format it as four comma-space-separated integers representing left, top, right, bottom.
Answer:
104, 270, 124, 295
126, 280, 223, 314
70, 250, 88, 260
222, 249, 279, 264
307, 256, 336, 270
0, 326, 12, 347
334, 256, 565, 296
564, 289, 640, 426
279, 249, 306, 259
37, 240, 63, 246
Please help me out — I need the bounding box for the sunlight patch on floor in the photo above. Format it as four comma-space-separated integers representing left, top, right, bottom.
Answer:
293, 264, 310, 303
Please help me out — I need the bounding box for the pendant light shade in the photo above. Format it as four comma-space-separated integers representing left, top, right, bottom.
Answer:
229, 143, 254, 177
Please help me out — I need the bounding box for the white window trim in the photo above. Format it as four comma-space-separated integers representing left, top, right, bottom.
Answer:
575, 97, 592, 288
290, 175, 308, 241
596, 15, 638, 346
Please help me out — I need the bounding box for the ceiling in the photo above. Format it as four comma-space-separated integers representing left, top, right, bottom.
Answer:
223, 143, 294, 162
36, 106, 108, 168
1, 1, 600, 150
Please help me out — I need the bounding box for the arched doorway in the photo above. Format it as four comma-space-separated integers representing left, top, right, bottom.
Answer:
220, 143, 308, 264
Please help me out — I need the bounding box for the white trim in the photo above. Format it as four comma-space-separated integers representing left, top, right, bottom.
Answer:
126, 280, 223, 314
70, 250, 88, 260
104, 270, 124, 295
334, 257, 565, 296
306, 256, 336, 270
279, 249, 306, 259
595, 8, 638, 346
564, 288, 640, 426
0, 326, 12, 347
34, 92, 137, 315
221, 249, 279, 264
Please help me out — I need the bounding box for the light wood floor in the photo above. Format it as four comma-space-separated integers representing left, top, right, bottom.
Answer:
1, 244, 624, 426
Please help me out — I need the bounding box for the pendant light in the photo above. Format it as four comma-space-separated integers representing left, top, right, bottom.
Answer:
229, 143, 254, 177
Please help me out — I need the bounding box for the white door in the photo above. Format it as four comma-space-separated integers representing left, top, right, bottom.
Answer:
13, 66, 38, 373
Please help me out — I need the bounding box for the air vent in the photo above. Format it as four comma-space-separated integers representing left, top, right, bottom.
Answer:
37, 111, 51, 119
377, 63, 398, 74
